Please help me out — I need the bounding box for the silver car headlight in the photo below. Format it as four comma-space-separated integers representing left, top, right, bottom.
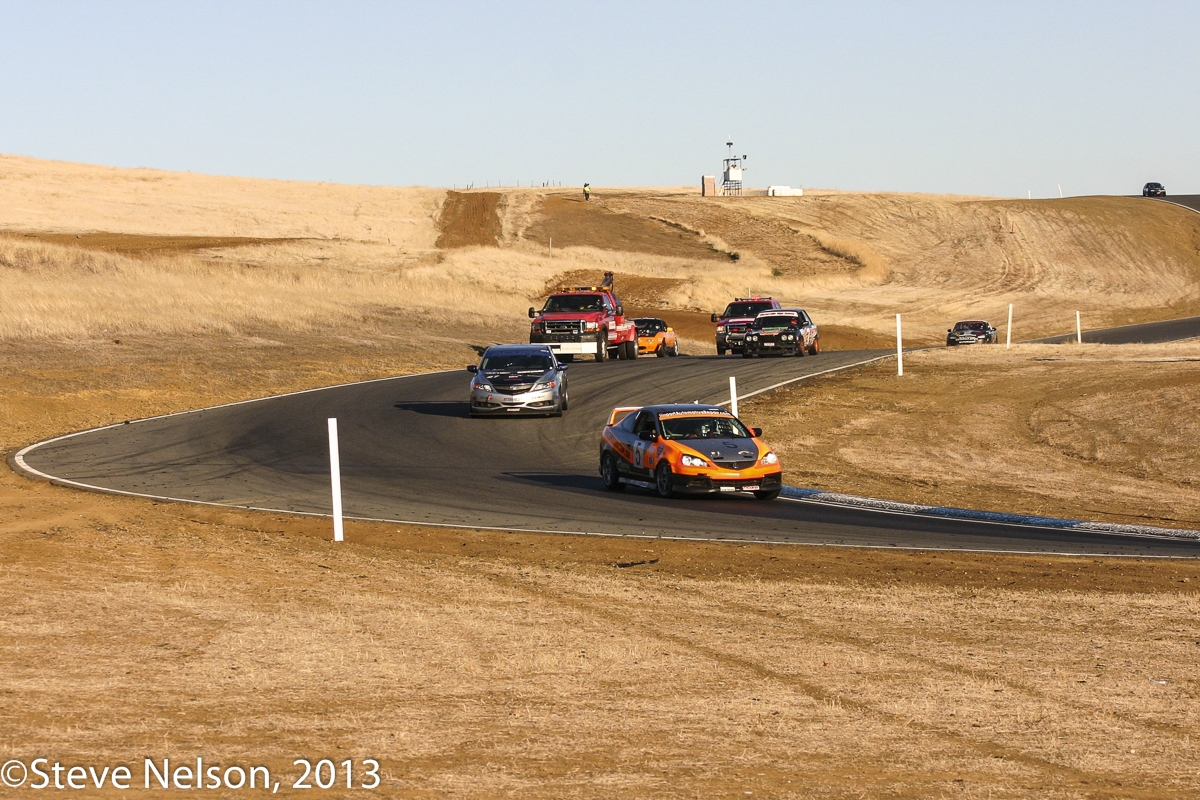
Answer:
474, 381, 495, 392
681, 454, 707, 468
760, 451, 778, 465
531, 379, 557, 391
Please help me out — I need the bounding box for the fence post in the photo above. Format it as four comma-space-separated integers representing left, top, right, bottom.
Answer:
328, 418, 344, 543
896, 314, 904, 376
729, 376, 739, 417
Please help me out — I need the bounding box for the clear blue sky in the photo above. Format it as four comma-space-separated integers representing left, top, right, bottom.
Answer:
2, 0, 1196, 197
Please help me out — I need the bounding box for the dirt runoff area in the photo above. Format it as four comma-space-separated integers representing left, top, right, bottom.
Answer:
4, 327, 1200, 800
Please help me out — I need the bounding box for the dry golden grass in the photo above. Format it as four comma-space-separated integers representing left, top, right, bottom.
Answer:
598, 192, 1200, 344
747, 341, 1200, 529
5, 155, 1200, 798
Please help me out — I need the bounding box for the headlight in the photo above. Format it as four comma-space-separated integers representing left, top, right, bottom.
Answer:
783, 334, 793, 341
681, 454, 707, 468
531, 379, 556, 391
530, 323, 544, 333
716, 325, 726, 333
760, 451, 778, 465
584, 321, 599, 331
474, 381, 495, 392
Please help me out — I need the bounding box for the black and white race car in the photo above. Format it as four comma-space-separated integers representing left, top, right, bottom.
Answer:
742, 309, 819, 357
946, 320, 998, 346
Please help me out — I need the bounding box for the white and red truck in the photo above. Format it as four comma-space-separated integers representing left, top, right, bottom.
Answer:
529, 273, 638, 362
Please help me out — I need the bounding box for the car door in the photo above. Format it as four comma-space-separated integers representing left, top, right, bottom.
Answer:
630, 411, 659, 476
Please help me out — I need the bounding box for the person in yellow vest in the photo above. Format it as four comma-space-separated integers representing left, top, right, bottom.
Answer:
583, 183, 591, 201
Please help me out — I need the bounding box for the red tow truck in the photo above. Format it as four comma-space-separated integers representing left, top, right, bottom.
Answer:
529, 273, 638, 362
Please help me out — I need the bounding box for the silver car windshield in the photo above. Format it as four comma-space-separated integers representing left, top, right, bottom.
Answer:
660, 416, 751, 440
481, 355, 554, 372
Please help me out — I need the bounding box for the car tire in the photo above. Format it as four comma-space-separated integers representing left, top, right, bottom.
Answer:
656, 343, 666, 357
742, 350, 753, 358
808, 338, 820, 356
594, 334, 606, 362
654, 461, 675, 498
753, 488, 781, 501
627, 340, 639, 359
561, 388, 569, 412
669, 342, 679, 357
717, 345, 726, 356
600, 452, 624, 492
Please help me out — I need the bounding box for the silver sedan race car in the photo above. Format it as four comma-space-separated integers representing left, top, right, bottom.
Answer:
946, 320, 998, 346
468, 344, 569, 416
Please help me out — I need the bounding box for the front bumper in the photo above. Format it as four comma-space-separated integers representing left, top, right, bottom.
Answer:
745, 339, 801, 355
670, 470, 782, 495
530, 335, 599, 355
470, 386, 560, 415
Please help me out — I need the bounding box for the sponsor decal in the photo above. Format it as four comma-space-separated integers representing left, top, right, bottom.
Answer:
657, 410, 733, 419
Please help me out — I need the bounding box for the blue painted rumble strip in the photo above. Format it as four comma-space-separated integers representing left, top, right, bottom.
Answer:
781, 486, 1200, 542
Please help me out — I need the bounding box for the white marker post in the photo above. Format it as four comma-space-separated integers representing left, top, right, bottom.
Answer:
896, 314, 904, 376
729, 376, 739, 418
1076, 311, 1082, 344
1006, 303, 1013, 349
328, 418, 344, 542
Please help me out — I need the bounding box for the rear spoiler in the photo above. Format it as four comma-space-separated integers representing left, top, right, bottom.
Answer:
606, 406, 639, 427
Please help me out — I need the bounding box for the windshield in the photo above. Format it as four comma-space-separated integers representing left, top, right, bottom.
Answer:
544, 294, 604, 313
480, 355, 554, 372
635, 319, 664, 335
722, 301, 773, 318
953, 322, 988, 331
660, 415, 752, 440
752, 315, 798, 330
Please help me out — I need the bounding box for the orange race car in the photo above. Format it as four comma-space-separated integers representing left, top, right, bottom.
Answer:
633, 317, 679, 357
599, 404, 782, 500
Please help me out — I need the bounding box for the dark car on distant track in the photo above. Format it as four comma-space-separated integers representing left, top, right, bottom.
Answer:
946, 320, 997, 346
1143, 182, 1166, 197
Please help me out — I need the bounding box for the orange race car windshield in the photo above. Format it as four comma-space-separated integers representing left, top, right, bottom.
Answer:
659, 415, 751, 440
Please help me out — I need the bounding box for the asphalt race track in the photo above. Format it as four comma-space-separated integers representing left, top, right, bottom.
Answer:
14, 343, 1200, 557
1033, 315, 1200, 345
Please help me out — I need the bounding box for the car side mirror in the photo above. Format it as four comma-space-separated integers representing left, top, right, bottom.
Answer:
467, 365, 478, 373
947, 329, 952, 333
615, 304, 624, 316
751, 427, 763, 437
557, 363, 567, 371
528, 307, 537, 318
637, 430, 657, 441
711, 313, 719, 323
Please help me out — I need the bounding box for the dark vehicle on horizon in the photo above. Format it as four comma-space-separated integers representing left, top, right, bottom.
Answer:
742, 309, 819, 357
468, 344, 569, 416
711, 296, 782, 355
1143, 182, 1166, 197
946, 320, 998, 346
